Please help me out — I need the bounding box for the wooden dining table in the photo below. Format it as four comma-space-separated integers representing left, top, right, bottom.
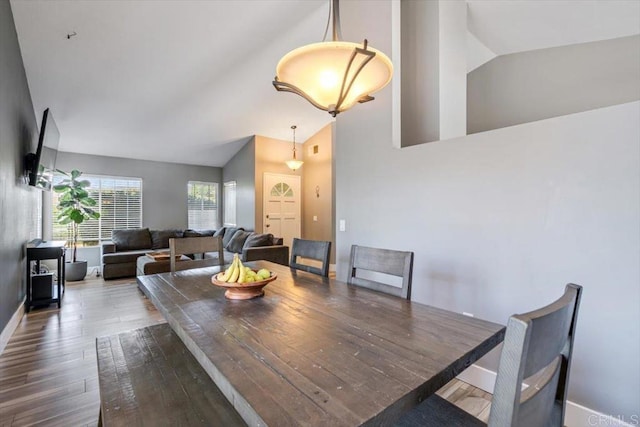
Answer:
136, 260, 505, 426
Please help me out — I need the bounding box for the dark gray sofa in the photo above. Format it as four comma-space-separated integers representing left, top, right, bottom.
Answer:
101, 227, 289, 280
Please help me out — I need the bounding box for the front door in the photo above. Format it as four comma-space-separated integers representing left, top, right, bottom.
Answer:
263, 173, 301, 249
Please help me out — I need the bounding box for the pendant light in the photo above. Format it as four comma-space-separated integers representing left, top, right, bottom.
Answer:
273, 0, 393, 117
285, 125, 304, 171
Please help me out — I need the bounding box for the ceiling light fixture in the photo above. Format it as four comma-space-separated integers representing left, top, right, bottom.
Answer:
285, 125, 304, 171
273, 0, 393, 117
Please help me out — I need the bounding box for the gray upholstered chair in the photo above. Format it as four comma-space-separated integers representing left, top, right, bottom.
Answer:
395, 283, 583, 427
289, 238, 332, 277
169, 236, 224, 273
347, 245, 414, 300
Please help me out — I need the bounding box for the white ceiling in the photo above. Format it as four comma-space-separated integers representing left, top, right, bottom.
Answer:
11, 0, 640, 167
11, 0, 333, 167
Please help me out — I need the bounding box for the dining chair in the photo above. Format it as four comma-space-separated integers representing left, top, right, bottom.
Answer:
347, 245, 414, 300
395, 283, 583, 427
169, 236, 224, 273
289, 238, 332, 277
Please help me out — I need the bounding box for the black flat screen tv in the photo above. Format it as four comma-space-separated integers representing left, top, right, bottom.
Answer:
26, 108, 60, 191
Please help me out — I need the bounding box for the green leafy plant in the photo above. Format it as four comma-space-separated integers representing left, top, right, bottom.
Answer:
53, 170, 100, 263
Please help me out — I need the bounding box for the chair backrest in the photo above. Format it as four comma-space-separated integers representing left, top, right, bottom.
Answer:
488, 283, 583, 427
347, 245, 414, 300
289, 238, 332, 277
169, 236, 224, 273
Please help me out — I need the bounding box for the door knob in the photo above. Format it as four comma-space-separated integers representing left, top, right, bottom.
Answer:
266, 215, 269, 219
266, 224, 270, 228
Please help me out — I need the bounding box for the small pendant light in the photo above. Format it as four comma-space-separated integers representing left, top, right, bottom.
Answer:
285, 125, 304, 171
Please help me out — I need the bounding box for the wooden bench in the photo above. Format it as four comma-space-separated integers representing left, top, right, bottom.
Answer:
96, 323, 246, 426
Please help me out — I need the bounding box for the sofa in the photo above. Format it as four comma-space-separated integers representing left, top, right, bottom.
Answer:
101, 227, 289, 280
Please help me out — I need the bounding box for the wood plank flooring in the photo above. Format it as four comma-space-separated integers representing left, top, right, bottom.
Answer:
0, 276, 165, 426
0, 275, 491, 426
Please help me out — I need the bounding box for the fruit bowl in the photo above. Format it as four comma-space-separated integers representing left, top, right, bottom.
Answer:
211, 271, 277, 300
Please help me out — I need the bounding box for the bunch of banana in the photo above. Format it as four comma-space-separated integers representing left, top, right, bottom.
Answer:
219, 254, 270, 284
220, 254, 241, 282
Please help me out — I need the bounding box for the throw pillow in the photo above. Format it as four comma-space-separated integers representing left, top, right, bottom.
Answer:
225, 230, 252, 254
243, 233, 274, 250
213, 227, 226, 238
222, 227, 244, 248
112, 228, 152, 251
184, 229, 215, 238
150, 229, 184, 249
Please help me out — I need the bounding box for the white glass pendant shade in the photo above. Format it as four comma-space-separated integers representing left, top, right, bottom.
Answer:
285, 159, 304, 171
285, 125, 303, 171
275, 41, 393, 116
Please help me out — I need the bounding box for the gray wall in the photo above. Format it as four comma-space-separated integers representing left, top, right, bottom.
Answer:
338, 0, 639, 419
222, 137, 256, 230
468, 35, 640, 134
302, 123, 335, 263
55, 152, 222, 230
401, 0, 440, 146
0, 0, 40, 334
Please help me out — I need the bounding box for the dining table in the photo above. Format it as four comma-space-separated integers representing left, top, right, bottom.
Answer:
136, 260, 505, 426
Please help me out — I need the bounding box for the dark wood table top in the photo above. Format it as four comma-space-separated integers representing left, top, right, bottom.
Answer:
137, 261, 505, 426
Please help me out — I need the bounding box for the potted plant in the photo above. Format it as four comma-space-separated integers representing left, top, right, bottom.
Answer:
54, 169, 100, 281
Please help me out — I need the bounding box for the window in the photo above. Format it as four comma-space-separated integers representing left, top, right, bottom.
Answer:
35, 192, 42, 240
52, 174, 143, 245
223, 181, 237, 227
270, 182, 294, 197
188, 181, 219, 230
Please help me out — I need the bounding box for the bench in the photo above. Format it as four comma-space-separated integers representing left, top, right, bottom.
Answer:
96, 323, 246, 426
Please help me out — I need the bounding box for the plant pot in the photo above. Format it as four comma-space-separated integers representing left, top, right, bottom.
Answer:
65, 260, 88, 282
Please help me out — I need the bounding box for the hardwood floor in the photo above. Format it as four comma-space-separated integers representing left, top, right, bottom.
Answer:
0, 275, 491, 426
0, 275, 164, 426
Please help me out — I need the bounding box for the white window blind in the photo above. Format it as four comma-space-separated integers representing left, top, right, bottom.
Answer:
188, 181, 219, 230
35, 191, 42, 240
52, 174, 143, 245
223, 181, 237, 227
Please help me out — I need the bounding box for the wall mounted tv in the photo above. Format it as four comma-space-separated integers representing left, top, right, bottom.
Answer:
26, 108, 60, 191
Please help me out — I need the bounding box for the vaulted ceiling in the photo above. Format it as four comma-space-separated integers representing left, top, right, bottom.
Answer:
11, 0, 639, 167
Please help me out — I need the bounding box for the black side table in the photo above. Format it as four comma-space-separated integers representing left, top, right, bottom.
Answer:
26, 240, 66, 312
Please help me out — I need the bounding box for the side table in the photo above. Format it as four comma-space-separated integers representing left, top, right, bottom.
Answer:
26, 240, 66, 312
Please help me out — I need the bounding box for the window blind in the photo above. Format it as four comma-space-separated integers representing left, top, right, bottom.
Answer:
52, 174, 143, 245
188, 181, 219, 230
223, 181, 237, 227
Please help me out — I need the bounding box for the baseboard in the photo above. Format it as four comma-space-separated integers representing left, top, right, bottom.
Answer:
0, 299, 25, 355
457, 364, 497, 394
457, 364, 636, 427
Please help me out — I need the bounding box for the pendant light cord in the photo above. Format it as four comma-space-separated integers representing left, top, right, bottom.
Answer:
321, 1, 330, 42
291, 125, 297, 160
321, 0, 342, 42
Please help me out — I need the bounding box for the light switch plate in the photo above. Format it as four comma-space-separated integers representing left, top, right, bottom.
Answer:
339, 220, 346, 232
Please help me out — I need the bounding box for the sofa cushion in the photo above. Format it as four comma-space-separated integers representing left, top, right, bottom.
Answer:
112, 228, 152, 251
222, 227, 244, 248
183, 229, 216, 238
213, 227, 226, 238
103, 249, 151, 265
243, 233, 274, 249
150, 229, 184, 249
225, 230, 252, 253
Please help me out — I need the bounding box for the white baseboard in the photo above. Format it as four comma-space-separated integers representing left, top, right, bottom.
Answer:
0, 299, 25, 355
457, 364, 497, 393
457, 364, 637, 427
